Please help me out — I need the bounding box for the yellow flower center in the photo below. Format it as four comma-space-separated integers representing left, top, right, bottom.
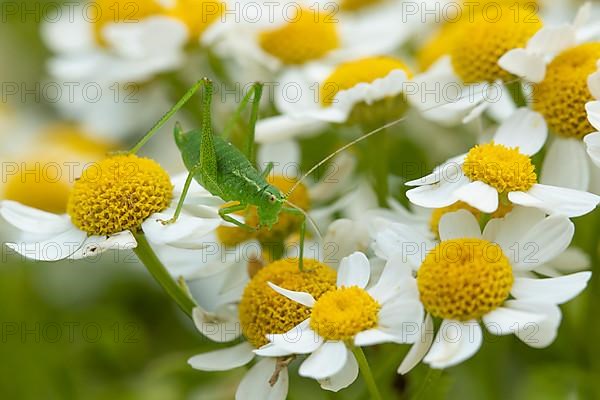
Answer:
320, 56, 412, 106
239, 258, 337, 348
338, 0, 381, 11
67, 155, 173, 235
462, 142, 537, 193
417, 238, 514, 321
216, 175, 310, 246
450, 6, 542, 83
310, 286, 380, 341
165, 0, 225, 38
533, 42, 600, 139
259, 9, 339, 65
417, 21, 466, 72
92, 0, 164, 44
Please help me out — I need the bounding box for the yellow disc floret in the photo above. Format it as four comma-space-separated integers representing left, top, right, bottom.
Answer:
462, 142, 537, 193
417, 238, 514, 321
310, 286, 380, 341
533, 43, 600, 139
450, 7, 542, 83
259, 9, 339, 65
166, 0, 225, 38
67, 155, 173, 235
239, 258, 336, 348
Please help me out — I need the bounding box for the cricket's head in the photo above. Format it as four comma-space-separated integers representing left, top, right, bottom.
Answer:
256, 185, 285, 228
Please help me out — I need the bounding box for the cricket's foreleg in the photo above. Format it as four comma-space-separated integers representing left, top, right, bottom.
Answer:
159, 170, 196, 225
219, 204, 256, 232
282, 207, 306, 271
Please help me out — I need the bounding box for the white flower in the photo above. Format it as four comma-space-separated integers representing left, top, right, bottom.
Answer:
584, 64, 600, 168
406, 108, 600, 217
499, 2, 594, 83
0, 164, 223, 261
259, 251, 423, 391
371, 208, 591, 371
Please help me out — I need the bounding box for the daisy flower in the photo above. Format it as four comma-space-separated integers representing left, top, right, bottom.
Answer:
256, 55, 413, 143
260, 252, 423, 391
371, 208, 591, 371
496, 3, 600, 190
188, 257, 338, 399
204, 0, 420, 77
585, 64, 600, 168
411, 2, 543, 125
406, 108, 600, 217
1, 155, 222, 261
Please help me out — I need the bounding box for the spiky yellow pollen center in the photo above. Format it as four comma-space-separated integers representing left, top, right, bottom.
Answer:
259, 9, 339, 65
418, 238, 514, 321
67, 155, 173, 235
239, 258, 337, 348
533, 42, 600, 140
216, 175, 310, 247
462, 142, 537, 193
450, 6, 542, 83
310, 286, 380, 341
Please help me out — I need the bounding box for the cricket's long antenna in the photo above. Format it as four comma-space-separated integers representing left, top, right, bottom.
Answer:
285, 117, 406, 197
285, 200, 323, 241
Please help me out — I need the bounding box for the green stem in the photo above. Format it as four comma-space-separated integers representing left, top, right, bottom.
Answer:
352, 347, 383, 400
370, 129, 389, 207
412, 367, 442, 400
132, 232, 196, 318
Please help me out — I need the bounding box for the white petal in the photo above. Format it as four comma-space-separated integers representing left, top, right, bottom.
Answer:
498, 49, 546, 83
337, 252, 371, 288
454, 181, 499, 213
267, 320, 323, 354
354, 329, 400, 346
318, 350, 359, 392
236, 358, 288, 400
69, 231, 137, 259
373, 225, 434, 269
368, 255, 412, 303
493, 108, 547, 155
267, 282, 316, 307
192, 306, 242, 343
438, 210, 482, 241
378, 298, 425, 343
253, 343, 294, 357
397, 314, 434, 374
299, 341, 348, 380
188, 342, 254, 371
511, 272, 591, 304
0, 201, 72, 234
405, 155, 465, 186
534, 247, 590, 276
504, 300, 562, 348
541, 138, 589, 190
142, 213, 221, 248
588, 74, 600, 103
587, 102, 600, 131
406, 176, 469, 209
584, 131, 600, 167
255, 115, 327, 143
526, 25, 577, 59
257, 140, 301, 176
510, 184, 600, 217
5, 226, 87, 261
509, 214, 574, 271
423, 320, 482, 369
482, 305, 546, 336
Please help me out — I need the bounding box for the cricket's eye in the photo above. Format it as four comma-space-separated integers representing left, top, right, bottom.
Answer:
268, 194, 277, 204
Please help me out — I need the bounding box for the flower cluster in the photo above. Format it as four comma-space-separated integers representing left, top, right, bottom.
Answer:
2, 0, 600, 399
